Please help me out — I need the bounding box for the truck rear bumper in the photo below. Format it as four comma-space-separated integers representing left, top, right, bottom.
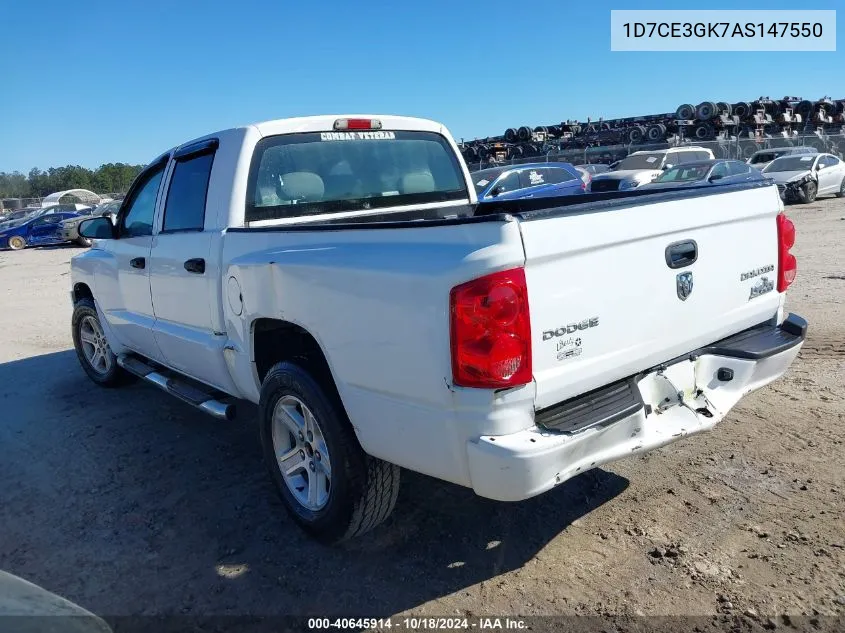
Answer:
466, 313, 806, 502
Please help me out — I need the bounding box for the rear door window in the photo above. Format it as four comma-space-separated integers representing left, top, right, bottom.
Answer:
518, 168, 548, 188
246, 130, 468, 221
727, 161, 751, 176
544, 167, 577, 183
162, 152, 215, 232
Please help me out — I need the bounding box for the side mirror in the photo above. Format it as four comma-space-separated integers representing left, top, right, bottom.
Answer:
489, 186, 502, 197
709, 174, 724, 182
662, 164, 673, 171
79, 216, 116, 239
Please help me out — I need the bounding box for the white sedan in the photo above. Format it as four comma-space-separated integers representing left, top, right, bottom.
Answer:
761, 153, 845, 203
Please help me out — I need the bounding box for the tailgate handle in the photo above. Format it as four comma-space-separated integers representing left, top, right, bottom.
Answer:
665, 240, 698, 269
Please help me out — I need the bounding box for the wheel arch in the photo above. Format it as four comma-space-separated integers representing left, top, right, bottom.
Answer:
251, 318, 344, 406
72, 282, 94, 304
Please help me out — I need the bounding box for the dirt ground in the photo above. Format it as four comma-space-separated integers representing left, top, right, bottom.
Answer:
0, 198, 843, 631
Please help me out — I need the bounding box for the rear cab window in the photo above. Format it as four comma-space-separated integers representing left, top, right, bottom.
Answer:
245, 130, 468, 222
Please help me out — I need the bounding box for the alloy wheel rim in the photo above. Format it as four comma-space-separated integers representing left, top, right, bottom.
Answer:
79, 315, 112, 375
271, 395, 332, 511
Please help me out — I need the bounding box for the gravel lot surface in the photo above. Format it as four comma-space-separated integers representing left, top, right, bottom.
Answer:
1, 198, 843, 631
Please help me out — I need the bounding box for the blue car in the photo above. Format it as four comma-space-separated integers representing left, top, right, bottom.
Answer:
0, 211, 84, 250
473, 162, 586, 202
638, 159, 766, 190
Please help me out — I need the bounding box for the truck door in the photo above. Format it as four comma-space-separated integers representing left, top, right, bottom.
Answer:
148, 139, 234, 392
94, 160, 168, 360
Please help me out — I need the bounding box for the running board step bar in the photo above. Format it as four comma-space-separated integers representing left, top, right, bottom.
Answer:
117, 355, 237, 421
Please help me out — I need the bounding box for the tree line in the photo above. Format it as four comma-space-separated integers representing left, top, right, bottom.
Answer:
0, 163, 145, 199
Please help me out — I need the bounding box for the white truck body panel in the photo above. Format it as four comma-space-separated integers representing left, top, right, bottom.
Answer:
522, 184, 784, 409
70, 114, 804, 502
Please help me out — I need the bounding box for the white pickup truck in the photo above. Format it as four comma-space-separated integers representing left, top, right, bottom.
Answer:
71, 115, 806, 544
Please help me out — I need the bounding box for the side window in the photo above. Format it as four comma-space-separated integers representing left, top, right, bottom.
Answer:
727, 161, 751, 176
162, 152, 215, 232
519, 168, 548, 188
709, 162, 730, 179
819, 155, 837, 168
491, 171, 520, 195
544, 167, 577, 184
121, 165, 165, 237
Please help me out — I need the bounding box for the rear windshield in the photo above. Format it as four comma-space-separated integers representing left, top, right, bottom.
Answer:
246, 130, 468, 221
749, 151, 780, 164
616, 153, 665, 170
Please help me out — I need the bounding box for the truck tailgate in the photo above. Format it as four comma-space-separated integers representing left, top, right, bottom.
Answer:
519, 185, 785, 410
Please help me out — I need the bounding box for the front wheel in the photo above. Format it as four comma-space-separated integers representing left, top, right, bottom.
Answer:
7, 235, 26, 250
71, 298, 132, 387
259, 362, 400, 544
76, 236, 92, 247
799, 180, 818, 204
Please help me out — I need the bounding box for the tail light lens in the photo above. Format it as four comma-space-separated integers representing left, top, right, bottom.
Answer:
776, 213, 797, 292
450, 268, 532, 388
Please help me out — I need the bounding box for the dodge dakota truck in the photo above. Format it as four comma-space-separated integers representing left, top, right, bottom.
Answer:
71, 114, 806, 544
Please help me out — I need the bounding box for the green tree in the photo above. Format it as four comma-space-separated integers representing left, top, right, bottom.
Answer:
0, 163, 144, 199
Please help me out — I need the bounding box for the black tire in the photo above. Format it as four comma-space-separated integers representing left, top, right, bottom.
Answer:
799, 181, 818, 204
676, 104, 695, 120
71, 298, 133, 387
7, 235, 26, 250
259, 362, 400, 544
76, 236, 93, 247
836, 177, 845, 198
696, 101, 717, 121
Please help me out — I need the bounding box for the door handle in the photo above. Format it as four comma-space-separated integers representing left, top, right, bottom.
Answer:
184, 258, 206, 274
130, 257, 145, 269
665, 240, 698, 269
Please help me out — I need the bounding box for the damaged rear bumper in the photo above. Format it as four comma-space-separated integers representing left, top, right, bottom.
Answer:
466, 313, 806, 502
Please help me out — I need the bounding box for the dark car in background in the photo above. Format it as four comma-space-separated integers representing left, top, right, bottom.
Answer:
638, 159, 765, 190
473, 162, 586, 202
59, 200, 121, 246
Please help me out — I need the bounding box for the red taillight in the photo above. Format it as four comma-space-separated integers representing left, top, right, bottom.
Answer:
776, 213, 797, 292
450, 268, 532, 389
333, 118, 382, 130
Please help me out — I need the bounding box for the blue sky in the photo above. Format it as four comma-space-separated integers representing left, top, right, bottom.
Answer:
0, 0, 841, 172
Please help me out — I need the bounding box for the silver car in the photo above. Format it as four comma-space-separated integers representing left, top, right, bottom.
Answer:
746, 146, 818, 171
761, 153, 845, 203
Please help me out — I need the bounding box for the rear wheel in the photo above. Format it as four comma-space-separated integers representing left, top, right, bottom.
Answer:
259, 362, 400, 544
71, 298, 132, 387
7, 236, 26, 250
836, 177, 845, 198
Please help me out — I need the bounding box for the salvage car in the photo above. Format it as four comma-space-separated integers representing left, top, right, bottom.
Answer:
59, 201, 121, 247
746, 146, 817, 171
0, 210, 84, 250
589, 146, 715, 192
473, 162, 586, 201
761, 153, 845, 203
638, 159, 764, 190
70, 114, 805, 544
